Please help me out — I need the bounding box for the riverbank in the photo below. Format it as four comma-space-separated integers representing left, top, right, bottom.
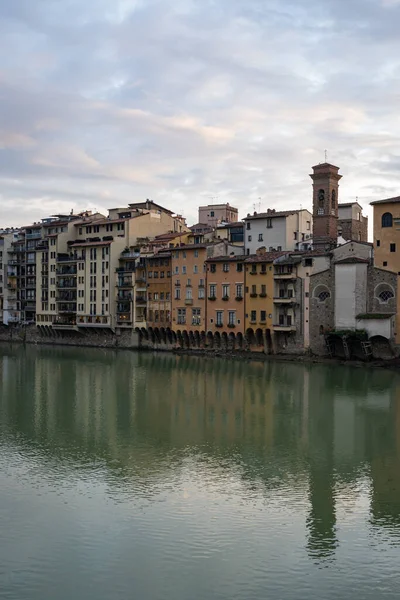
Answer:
1, 325, 399, 371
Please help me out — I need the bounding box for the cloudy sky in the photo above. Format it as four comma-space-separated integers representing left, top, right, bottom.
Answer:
1, 0, 400, 229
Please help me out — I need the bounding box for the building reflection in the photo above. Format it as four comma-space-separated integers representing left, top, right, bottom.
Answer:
1, 346, 400, 559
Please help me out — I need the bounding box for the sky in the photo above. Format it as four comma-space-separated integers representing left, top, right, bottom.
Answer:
1, 0, 400, 230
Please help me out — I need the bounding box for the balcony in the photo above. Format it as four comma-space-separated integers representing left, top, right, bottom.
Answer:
58, 255, 78, 263
136, 296, 147, 305
26, 232, 42, 240
272, 324, 296, 332
57, 294, 77, 302
57, 267, 77, 276
120, 251, 140, 259
185, 298, 193, 305
117, 277, 133, 288
77, 316, 111, 327
8, 260, 19, 266
52, 319, 78, 331
117, 304, 131, 314
58, 303, 77, 314
135, 276, 146, 283
26, 257, 36, 264
117, 292, 132, 301
274, 269, 296, 280
273, 295, 296, 304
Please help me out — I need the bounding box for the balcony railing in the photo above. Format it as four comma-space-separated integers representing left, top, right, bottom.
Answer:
58, 304, 77, 313
26, 232, 42, 239
136, 296, 146, 304
57, 295, 77, 302
58, 279, 77, 289
77, 316, 111, 327
57, 267, 77, 275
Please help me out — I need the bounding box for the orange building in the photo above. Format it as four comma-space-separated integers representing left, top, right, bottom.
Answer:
205, 256, 245, 334
146, 251, 172, 329
171, 244, 208, 333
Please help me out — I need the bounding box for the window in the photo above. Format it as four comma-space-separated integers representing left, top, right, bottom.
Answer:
223, 263, 229, 272
379, 290, 394, 303
260, 311, 266, 322
177, 308, 186, 324
261, 284, 266, 295
248, 235, 252, 242
382, 213, 393, 228
193, 265, 198, 274
236, 263, 243, 272
148, 293, 152, 300
266, 218, 272, 229
194, 250, 199, 258
154, 293, 159, 300
383, 261, 388, 267
182, 251, 186, 258
261, 264, 266, 273
166, 292, 170, 300
306, 221, 310, 230
186, 288, 193, 300
390, 243, 396, 253
174, 266, 179, 274
216, 311, 223, 326
228, 311, 236, 326
251, 284, 257, 295
318, 291, 330, 302
198, 288, 205, 299
210, 211, 215, 217
357, 212, 361, 221
294, 232, 298, 240
222, 284, 230, 298
251, 265, 257, 274
236, 284, 243, 298
318, 189, 325, 206
246, 222, 251, 230
209, 284, 216, 298
192, 308, 201, 325
258, 233, 263, 242
277, 246, 282, 251
304, 258, 313, 267
210, 264, 216, 273
117, 222, 125, 231
199, 278, 205, 287
153, 271, 159, 279
250, 310, 256, 322
175, 288, 181, 300
377, 240, 380, 247
93, 225, 100, 233
160, 271, 165, 278
182, 266, 187, 274
331, 189, 336, 207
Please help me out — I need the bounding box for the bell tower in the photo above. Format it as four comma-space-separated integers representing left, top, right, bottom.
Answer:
310, 162, 342, 250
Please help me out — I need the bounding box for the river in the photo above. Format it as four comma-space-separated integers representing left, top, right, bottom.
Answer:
0, 345, 400, 599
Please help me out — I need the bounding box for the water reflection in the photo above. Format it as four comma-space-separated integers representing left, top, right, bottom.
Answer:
1, 345, 400, 569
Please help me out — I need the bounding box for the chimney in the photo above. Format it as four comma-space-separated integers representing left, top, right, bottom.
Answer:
256, 246, 266, 256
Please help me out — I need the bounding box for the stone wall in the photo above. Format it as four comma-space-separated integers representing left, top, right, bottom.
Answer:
309, 268, 335, 355
367, 266, 397, 315
338, 217, 368, 243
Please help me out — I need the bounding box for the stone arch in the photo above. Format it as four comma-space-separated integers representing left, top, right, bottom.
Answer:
207, 331, 214, 348
194, 330, 201, 348
160, 327, 167, 343
256, 328, 264, 346
369, 335, 394, 360
228, 332, 236, 350
313, 284, 331, 303
141, 327, 149, 340
189, 331, 196, 348
374, 282, 395, 304
183, 330, 190, 349
246, 328, 256, 345
331, 189, 336, 208
237, 332, 244, 349
265, 329, 273, 353
166, 327, 173, 343
177, 330, 184, 347
148, 327, 156, 343
200, 330, 206, 348
214, 331, 221, 348
221, 331, 228, 350
154, 327, 161, 343
171, 330, 177, 344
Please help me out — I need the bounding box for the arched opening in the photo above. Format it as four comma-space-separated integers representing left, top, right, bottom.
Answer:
142, 327, 149, 340
189, 331, 195, 348
265, 329, 273, 354
221, 331, 228, 350
183, 330, 190, 349
172, 331, 177, 344
331, 189, 336, 208
318, 189, 325, 206
160, 327, 167, 343
214, 331, 221, 348
206, 331, 214, 348
382, 212, 393, 228
200, 330, 206, 348
237, 332, 244, 349
177, 330, 184, 348
375, 283, 395, 305
194, 330, 201, 348
256, 328, 264, 346
246, 328, 256, 345
166, 327, 173, 343
228, 332, 236, 350
313, 284, 331, 303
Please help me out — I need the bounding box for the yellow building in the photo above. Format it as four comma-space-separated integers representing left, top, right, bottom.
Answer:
244, 251, 280, 349
371, 196, 400, 338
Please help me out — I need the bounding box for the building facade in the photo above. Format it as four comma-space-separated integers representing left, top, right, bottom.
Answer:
205, 256, 245, 335
243, 209, 312, 255
310, 162, 342, 250
146, 252, 172, 330
338, 202, 368, 242
198, 203, 238, 227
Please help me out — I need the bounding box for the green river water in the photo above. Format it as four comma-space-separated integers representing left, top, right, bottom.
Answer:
0, 345, 400, 599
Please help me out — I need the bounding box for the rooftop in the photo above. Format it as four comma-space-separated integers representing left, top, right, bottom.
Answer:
335, 257, 370, 265
206, 255, 245, 263
244, 209, 310, 221
370, 196, 400, 205
338, 202, 362, 208
245, 251, 288, 263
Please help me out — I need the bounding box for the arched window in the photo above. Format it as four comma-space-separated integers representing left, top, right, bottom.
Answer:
318, 291, 331, 302
318, 189, 325, 207
379, 290, 394, 303
331, 189, 336, 207
382, 213, 393, 228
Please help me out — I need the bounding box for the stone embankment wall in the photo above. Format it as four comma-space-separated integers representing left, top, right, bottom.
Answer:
0, 324, 396, 362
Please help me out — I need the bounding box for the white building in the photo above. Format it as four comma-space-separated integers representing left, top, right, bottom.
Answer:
243, 209, 312, 255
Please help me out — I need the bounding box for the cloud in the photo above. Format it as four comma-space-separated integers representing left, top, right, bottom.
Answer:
0, 0, 400, 230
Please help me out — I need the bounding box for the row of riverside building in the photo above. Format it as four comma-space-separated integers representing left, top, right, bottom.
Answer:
1, 163, 400, 358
